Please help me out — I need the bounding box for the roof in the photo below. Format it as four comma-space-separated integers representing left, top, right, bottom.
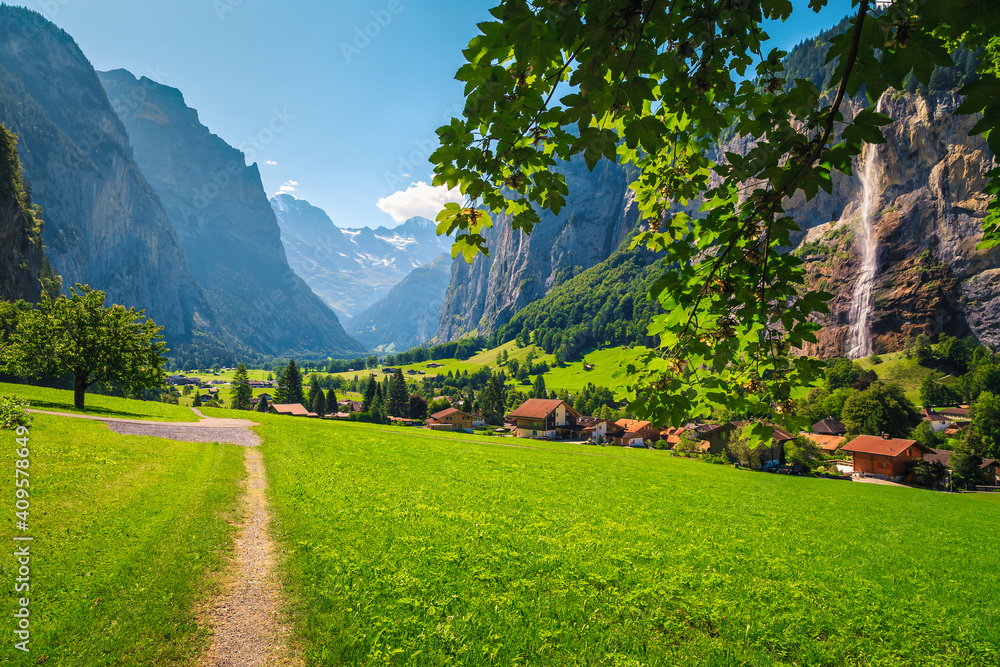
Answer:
801, 432, 847, 452
937, 406, 970, 418
577, 416, 606, 428
616, 419, 653, 432
812, 418, 847, 435
269, 403, 310, 416
508, 399, 581, 420
925, 448, 953, 469
430, 407, 469, 420
982, 458, 998, 469
842, 435, 933, 458
922, 407, 950, 422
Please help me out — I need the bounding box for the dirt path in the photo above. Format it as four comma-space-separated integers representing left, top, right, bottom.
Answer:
30, 407, 297, 664
199, 446, 299, 666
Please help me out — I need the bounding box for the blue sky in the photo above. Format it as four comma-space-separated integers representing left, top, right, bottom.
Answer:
23, 0, 854, 228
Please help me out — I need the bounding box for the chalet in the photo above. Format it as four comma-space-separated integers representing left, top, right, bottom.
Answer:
427, 362, 444, 368
268, 403, 313, 418
248, 380, 266, 389
508, 399, 582, 439
615, 419, 659, 447
734, 422, 797, 469
921, 408, 953, 433
842, 434, 934, 481
937, 405, 970, 419
338, 400, 363, 412
699, 423, 736, 455
812, 417, 847, 436
982, 459, 1000, 485
801, 432, 847, 455
578, 416, 609, 441
426, 408, 474, 431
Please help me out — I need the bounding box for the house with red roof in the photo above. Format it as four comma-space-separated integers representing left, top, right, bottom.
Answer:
800, 432, 847, 455
614, 419, 659, 447
426, 407, 473, 431
268, 403, 314, 418
508, 399, 581, 439
841, 434, 935, 481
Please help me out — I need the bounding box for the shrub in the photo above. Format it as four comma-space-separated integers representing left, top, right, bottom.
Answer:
0, 395, 32, 430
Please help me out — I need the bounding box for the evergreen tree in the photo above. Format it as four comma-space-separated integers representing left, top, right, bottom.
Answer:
256, 396, 269, 413
230, 363, 253, 411
362, 375, 378, 412
532, 373, 547, 399
326, 388, 338, 413
371, 391, 387, 423
388, 369, 408, 418
276, 360, 305, 405
192, 392, 203, 407
480, 373, 506, 426
312, 387, 327, 417
307, 376, 322, 408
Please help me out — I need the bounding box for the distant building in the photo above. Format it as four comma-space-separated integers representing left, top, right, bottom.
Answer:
615, 419, 659, 447
426, 408, 474, 431
801, 432, 846, 455
268, 403, 313, 417
811, 418, 847, 437
921, 408, 953, 433
508, 399, 581, 439
842, 434, 934, 481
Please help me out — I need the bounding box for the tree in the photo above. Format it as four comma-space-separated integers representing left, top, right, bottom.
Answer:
275, 360, 304, 405
826, 359, 867, 392
230, 363, 253, 411
362, 375, 378, 412
911, 420, 942, 449
480, 372, 506, 426
307, 375, 323, 409
311, 387, 327, 417
532, 373, 547, 399
256, 395, 269, 413
370, 391, 387, 423
192, 392, 203, 408
784, 436, 823, 471
920, 373, 962, 408
2, 285, 167, 409
430, 0, 1000, 445
326, 388, 338, 413
841, 382, 921, 438
969, 391, 1000, 459
409, 394, 429, 420
387, 369, 409, 418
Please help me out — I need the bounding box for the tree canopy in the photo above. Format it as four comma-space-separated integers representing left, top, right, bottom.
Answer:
230, 363, 253, 411
431, 0, 1000, 443
1, 284, 167, 408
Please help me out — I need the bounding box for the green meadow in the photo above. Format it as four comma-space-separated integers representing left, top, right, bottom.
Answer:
258, 415, 1000, 666
0, 412, 244, 665
0, 382, 200, 422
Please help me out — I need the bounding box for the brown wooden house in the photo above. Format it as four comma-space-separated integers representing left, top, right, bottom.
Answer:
615, 419, 659, 447
426, 408, 473, 431
842, 435, 935, 481
508, 399, 581, 439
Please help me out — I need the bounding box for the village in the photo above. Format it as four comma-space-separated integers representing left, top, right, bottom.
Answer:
166, 367, 998, 494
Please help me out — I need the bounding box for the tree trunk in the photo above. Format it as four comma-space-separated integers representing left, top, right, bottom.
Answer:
74, 374, 87, 409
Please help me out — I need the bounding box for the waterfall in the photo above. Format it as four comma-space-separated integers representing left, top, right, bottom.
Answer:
846, 98, 885, 359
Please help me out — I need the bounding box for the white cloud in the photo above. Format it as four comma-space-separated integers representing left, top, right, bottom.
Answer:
376, 181, 464, 224
277, 179, 299, 195
265, 160, 278, 166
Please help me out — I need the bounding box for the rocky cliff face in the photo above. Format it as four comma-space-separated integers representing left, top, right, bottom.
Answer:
346, 253, 453, 352
0, 122, 42, 302
99, 70, 366, 358
0, 7, 213, 339
793, 93, 1000, 356
435, 157, 638, 342
271, 194, 453, 320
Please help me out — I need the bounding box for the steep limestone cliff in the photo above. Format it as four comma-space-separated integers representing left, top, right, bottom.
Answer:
99, 70, 366, 358
435, 157, 638, 342
0, 122, 42, 302
0, 7, 213, 339
793, 93, 1000, 356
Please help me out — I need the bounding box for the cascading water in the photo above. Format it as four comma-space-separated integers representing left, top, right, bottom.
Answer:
846, 98, 885, 359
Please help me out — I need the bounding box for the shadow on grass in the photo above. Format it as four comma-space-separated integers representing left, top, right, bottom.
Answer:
28, 399, 152, 421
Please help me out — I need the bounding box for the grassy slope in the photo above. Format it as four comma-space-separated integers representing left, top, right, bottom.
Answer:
1, 382, 200, 422
255, 414, 1000, 666
0, 414, 244, 665
855, 352, 934, 405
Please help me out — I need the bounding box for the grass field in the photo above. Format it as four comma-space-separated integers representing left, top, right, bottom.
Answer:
855, 352, 937, 405
0, 413, 245, 665
0, 382, 201, 422
257, 414, 1000, 666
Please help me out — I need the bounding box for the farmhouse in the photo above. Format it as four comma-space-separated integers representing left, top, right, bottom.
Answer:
842, 435, 934, 481
268, 403, 313, 417
921, 408, 953, 433
614, 419, 659, 447
426, 407, 474, 431
801, 432, 846, 454
936, 405, 970, 419
508, 398, 581, 439
698, 423, 736, 455
811, 417, 847, 436
577, 416, 609, 441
